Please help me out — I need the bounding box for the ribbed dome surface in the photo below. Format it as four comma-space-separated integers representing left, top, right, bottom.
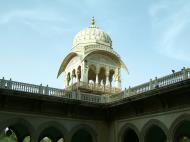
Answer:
72, 18, 112, 48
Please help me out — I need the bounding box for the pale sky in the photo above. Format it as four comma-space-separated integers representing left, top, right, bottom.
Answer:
0, 0, 190, 89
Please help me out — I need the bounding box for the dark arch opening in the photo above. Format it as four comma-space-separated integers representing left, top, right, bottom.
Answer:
174, 120, 190, 142
123, 128, 139, 142
38, 126, 64, 142
0, 122, 31, 142
88, 65, 96, 83
71, 129, 93, 142
145, 125, 167, 142
98, 67, 106, 85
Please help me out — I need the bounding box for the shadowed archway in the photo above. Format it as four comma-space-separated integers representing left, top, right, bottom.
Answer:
119, 123, 139, 142
145, 125, 167, 142
123, 128, 139, 142
170, 114, 190, 142
141, 119, 168, 142
0, 118, 34, 142
37, 121, 67, 142
70, 124, 97, 142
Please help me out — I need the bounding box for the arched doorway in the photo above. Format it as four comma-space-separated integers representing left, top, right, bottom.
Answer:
123, 128, 139, 142
38, 126, 64, 142
145, 125, 167, 142
174, 120, 190, 142
71, 129, 94, 142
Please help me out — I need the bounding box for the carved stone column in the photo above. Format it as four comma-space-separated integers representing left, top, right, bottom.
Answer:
115, 68, 121, 89
81, 60, 89, 83
67, 73, 71, 86
105, 68, 110, 86
77, 66, 81, 82
72, 70, 76, 84
95, 66, 100, 84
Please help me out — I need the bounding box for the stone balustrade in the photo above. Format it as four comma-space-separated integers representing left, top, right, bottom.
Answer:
65, 81, 121, 95
109, 67, 190, 102
0, 68, 190, 104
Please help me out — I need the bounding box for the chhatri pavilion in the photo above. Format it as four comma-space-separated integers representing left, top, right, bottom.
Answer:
57, 17, 128, 94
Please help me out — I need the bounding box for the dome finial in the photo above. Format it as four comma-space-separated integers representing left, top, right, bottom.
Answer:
90, 17, 96, 27
91, 17, 95, 25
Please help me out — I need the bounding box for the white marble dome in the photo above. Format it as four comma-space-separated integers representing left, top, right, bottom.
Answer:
72, 18, 112, 48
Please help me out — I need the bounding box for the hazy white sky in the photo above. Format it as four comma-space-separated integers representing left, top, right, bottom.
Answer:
0, 0, 190, 89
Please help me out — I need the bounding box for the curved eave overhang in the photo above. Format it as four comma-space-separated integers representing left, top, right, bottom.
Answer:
57, 52, 78, 78
83, 49, 129, 73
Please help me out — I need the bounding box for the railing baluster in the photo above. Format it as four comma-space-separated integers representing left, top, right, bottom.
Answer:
0, 67, 189, 103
